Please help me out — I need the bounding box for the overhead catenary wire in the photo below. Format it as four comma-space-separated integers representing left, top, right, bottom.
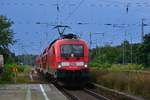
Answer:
1, 2, 150, 7
12, 21, 150, 27
2, 0, 150, 54
64, 0, 85, 22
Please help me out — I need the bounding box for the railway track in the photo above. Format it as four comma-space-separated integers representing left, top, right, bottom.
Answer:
83, 88, 110, 100
34, 69, 141, 100
90, 83, 142, 100
34, 70, 110, 100
60, 88, 80, 100
54, 82, 142, 100
55, 84, 110, 100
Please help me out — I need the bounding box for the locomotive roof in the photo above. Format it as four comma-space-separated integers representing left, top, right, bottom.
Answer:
48, 34, 80, 48
42, 34, 87, 55
59, 34, 79, 39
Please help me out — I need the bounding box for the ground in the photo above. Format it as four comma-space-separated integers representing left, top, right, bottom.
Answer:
0, 84, 68, 100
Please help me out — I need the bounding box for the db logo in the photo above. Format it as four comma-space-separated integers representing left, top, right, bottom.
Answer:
70, 62, 76, 66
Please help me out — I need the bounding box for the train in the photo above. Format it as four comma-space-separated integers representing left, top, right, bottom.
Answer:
35, 34, 89, 86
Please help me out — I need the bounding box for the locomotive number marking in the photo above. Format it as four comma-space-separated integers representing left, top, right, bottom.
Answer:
70, 62, 76, 66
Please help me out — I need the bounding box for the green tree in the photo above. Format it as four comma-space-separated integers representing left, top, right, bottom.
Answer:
0, 15, 15, 63
90, 45, 121, 64
0, 16, 15, 48
142, 33, 150, 67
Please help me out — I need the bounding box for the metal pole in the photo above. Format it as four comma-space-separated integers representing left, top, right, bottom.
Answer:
130, 34, 133, 64
46, 32, 48, 44
40, 41, 42, 53
123, 31, 127, 64
141, 18, 144, 43
123, 40, 125, 64
14, 72, 16, 84
89, 32, 92, 49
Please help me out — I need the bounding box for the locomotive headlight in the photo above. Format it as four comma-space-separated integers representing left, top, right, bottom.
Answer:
84, 64, 88, 68
58, 64, 62, 68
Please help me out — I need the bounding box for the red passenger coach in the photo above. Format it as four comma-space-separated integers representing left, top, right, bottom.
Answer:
35, 55, 42, 70
36, 34, 89, 86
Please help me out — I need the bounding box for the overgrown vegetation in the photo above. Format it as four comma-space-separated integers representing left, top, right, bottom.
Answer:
0, 63, 31, 83
89, 63, 144, 71
90, 68, 150, 99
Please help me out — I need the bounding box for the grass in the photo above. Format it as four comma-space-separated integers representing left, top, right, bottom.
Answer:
16, 73, 31, 83
90, 68, 150, 100
16, 72, 41, 84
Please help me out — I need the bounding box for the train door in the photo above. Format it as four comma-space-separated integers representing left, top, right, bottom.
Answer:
52, 46, 56, 68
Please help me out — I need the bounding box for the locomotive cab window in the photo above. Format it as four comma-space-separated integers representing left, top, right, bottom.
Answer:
61, 44, 84, 57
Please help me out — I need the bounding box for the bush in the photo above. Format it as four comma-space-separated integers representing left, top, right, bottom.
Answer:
89, 62, 112, 69
0, 63, 33, 84
89, 62, 144, 71
0, 63, 25, 83
109, 64, 144, 71
0, 64, 14, 83
23, 66, 31, 75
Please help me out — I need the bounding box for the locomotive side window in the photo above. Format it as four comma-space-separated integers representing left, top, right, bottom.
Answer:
61, 44, 84, 57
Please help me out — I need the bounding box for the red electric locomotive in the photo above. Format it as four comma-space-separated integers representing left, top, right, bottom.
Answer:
36, 34, 89, 86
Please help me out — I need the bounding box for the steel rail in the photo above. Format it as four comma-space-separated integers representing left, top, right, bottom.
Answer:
83, 88, 111, 100
53, 83, 80, 100
61, 88, 80, 100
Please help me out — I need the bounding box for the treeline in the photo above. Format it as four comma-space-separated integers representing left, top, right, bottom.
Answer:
90, 33, 150, 68
16, 55, 36, 65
